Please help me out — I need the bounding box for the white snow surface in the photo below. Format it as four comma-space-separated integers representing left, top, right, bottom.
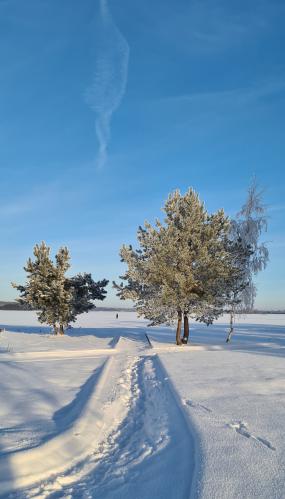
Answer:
0, 311, 284, 498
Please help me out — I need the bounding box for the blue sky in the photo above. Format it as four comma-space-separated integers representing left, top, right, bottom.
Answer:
0, 0, 284, 309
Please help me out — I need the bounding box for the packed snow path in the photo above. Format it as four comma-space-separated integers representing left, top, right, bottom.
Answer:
2, 334, 195, 499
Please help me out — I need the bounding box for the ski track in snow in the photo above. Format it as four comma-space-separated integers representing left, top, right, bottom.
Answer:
4, 335, 194, 499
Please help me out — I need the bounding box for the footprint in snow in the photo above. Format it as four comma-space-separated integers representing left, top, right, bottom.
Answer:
228, 421, 276, 451
183, 399, 212, 413
182, 400, 276, 452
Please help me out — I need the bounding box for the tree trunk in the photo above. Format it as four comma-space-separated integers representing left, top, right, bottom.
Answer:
59, 324, 64, 335
226, 310, 234, 343
182, 313, 189, 344
176, 310, 182, 345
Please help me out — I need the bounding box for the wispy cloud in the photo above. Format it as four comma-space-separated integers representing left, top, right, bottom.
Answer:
86, 0, 129, 169
146, 78, 285, 139
134, 0, 281, 57
159, 78, 285, 106
0, 183, 62, 219
268, 203, 285, 213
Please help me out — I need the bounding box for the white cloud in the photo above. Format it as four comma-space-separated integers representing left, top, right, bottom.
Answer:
86, 0, 129, 169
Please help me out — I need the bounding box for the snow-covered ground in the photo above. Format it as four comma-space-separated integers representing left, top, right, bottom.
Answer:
0, 311, 284, 498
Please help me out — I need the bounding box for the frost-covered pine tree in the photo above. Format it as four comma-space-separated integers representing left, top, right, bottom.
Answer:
52, 246, 73, 334
114, 188, 237, 345
13, 244, 109, 334
226, 179, 269, 342
13, 242, 73, 334
67, 273, 109, 321
13, 242, 58, 332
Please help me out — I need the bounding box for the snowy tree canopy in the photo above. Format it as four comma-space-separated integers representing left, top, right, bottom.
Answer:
225, 179, 269, 342
12, 242, 73, 334
12, 243, 109, 334
231, 179, 269, 312
67, 273, 109, 321
114, 188, 243, 344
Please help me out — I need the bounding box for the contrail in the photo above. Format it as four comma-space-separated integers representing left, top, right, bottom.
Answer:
87, 0, 129, 169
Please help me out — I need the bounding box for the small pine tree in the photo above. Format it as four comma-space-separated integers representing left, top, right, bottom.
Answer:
13, 243, 109, 334
12, 242, 73, 334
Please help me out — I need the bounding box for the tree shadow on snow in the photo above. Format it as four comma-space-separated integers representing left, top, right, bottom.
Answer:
149, 322, 285, 358
0, 323, 149, 348
52, 362, 106, 431
0, 440, 14, 497
0, 324, 52, 335
1, 319, 284, 358
0, 363, 107, 458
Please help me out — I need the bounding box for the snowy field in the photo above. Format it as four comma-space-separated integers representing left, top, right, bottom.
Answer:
0, 311, 284, 498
